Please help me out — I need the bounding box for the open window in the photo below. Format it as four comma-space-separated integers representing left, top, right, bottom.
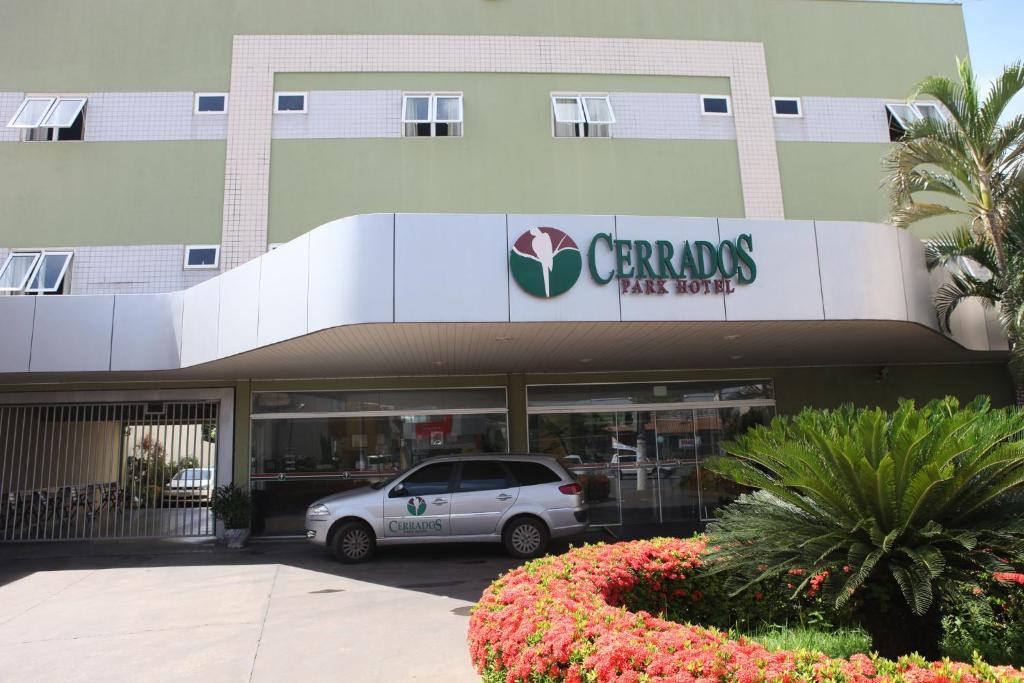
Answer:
184, 245, 220, 270
0, 251, 73, 294
6, 96, 87, 141
552, 94, 614, 138
914, 102, 947, 125
886, 102, 948, 141
402, 93, 463, 137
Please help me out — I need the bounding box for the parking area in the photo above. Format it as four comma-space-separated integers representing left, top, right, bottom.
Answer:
0, 535, 608, 682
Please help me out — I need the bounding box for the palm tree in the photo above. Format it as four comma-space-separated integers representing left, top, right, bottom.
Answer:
885, 60, 1024, 399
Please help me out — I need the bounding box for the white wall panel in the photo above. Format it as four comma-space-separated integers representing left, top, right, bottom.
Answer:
616, 216, 726, 322
817, 221, 907, 321
272, 91, 401, 139
395, 214, 508, 323
720, 219, 824, 321
180, 276, 221, 367
257, 234, 310, 346
896, 229, 938, 330
508, 214, 619, 323
0, 92, 23, 142
0, 297, 35, 372
308, 214, 395, 332
217, 258, 261, 358
110, 294, 184, 371
30, 296, 115, 372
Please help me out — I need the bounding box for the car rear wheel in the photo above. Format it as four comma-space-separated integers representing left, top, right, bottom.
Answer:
331, 520, 375, 564
503, 517, 549, 559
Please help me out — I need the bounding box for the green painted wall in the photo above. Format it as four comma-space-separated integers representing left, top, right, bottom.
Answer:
0, 0, 970, 246
777, 142, 893, 224
0, 0, 967, 96
0, 142, 224, 247
268, 72, 745, 241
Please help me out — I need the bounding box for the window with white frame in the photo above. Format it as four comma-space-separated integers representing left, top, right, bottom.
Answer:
886, 102, 947, 141
6, 96, 87, 141
402, 93, 463, 137
914, 102, 947, 125
0, 251, 73, 295
773, 97, 802, 117
184, 245, 220, 269
274, 92, 307, 113
700, 95, 731, 116
551, 94, 615, 138
194, 93, 227, 114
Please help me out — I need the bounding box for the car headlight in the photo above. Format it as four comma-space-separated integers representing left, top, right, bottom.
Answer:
307, 504, 330, 517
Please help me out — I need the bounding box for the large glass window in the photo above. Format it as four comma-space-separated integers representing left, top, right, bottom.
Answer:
250, 388, 508, 535
527, 380, 774, 527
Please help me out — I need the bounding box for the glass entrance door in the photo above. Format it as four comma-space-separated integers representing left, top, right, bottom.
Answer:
526, 381, 777, 527
652, 410, 701, 522
612, 411, 660, 524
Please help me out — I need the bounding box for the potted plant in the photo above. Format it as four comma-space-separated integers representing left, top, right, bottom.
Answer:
211, 484, 252, 548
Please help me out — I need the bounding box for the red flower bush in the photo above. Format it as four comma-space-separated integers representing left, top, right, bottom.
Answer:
468, 538, 1024, 682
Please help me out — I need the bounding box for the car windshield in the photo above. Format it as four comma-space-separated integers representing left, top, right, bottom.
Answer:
371, 471, 403, 490
175, 468, 211, 480
618, 456, 636, 463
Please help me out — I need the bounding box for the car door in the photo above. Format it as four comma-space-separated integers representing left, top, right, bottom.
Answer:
449, 460, 520, 536
383, 461, 455, 538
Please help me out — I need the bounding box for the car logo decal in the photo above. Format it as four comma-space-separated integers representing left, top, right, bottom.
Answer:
407, 496, 427, 516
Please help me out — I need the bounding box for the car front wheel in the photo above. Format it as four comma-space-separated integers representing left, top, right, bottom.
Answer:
502, 517, 549, 559
331, 520, 376, 564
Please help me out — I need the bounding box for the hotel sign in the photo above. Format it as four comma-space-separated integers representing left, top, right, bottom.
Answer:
510, 227, 756, 299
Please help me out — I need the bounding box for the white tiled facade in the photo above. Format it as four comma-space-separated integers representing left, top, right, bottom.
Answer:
85, 92, 228, 142
0, 92, 24, 141
272, 90, 401, 139
609, 92, 737, 140
69, 245, 219, 295
0, 245, 218, 296
218, 34, 787, 269
774, 97, 891, 144
2, 89, 895, 145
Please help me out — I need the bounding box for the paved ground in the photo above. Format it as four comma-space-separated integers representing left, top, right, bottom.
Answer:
0, 534, 611, 682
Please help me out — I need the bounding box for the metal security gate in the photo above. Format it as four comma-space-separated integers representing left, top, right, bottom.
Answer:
0, 400, 220, 541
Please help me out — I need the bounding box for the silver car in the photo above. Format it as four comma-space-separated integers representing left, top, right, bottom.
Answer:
305, 454, 589, 563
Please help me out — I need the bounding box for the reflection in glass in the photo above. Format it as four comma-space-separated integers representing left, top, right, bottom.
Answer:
528, 412, 621, 526
527, 381, 773, 408
696, 406, 774, 520
528, 401, 775, 526
250, 412, 507, 535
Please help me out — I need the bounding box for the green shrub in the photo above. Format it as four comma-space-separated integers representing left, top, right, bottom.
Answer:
941, 573, 1024, 666
705, 397, 1024, 660
211, 484, 252, 529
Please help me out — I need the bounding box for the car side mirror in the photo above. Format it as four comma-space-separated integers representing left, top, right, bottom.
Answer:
389, 484, 408, 498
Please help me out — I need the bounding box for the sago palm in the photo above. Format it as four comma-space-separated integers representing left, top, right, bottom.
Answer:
704, 397, 1024, 660
885, 59, 1024, 399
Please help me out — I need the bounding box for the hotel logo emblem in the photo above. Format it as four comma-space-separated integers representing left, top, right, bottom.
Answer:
407, 497, 427, 516
509, 227, 583, 299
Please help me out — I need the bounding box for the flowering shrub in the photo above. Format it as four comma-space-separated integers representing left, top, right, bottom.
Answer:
468, 538, 1024, 682
942, 572, 1024, 666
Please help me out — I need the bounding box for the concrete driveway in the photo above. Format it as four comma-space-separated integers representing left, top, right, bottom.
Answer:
0, 538, 603, 682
